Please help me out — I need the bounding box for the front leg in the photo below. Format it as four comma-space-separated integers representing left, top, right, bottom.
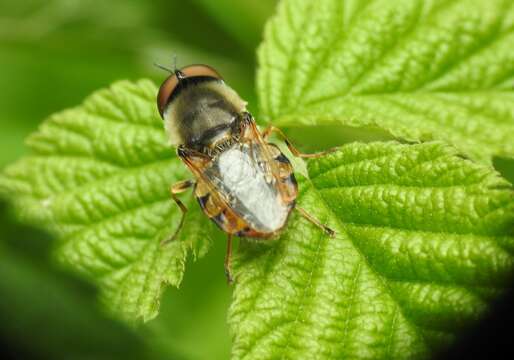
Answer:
262, 125, 337, 159
161, 179, 195, 245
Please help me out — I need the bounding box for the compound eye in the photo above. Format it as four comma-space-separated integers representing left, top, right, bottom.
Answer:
157, 74, 180, 118
180, 64, 223, 80
156, 64, 223, 118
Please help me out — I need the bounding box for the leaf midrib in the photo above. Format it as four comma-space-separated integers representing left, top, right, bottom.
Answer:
280, 208, 328, 358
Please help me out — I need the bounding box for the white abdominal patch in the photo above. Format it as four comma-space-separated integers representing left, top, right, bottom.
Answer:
216, 147, 288, 233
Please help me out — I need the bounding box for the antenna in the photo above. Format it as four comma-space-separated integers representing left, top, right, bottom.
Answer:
153, 62, 173, 73
172, 55, 186, 81
173, 54, 178, 72
154, 55, 185, 81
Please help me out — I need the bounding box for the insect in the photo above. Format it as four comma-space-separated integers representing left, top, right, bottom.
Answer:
156, 63, 335, 282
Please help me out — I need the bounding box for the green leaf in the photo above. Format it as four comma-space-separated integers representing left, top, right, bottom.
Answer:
0, 80, 215, 322
258, 0, 514, 163
0, 199, 164, 360
229, 142, 514, 359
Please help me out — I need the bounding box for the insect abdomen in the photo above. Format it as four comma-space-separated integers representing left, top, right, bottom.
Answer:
194, 144, 298, 238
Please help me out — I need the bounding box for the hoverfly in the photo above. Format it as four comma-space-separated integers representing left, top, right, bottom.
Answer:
156, 64, 335, 282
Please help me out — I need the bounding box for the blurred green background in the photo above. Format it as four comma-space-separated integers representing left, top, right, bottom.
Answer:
0, 1, 277, 359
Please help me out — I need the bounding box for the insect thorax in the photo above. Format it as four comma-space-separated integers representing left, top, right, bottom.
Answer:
163, 80, 247, 150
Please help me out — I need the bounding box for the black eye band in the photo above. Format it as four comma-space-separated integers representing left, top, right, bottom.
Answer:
167, 76, 221, 106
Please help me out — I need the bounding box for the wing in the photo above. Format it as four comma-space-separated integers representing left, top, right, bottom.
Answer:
242, 119, 298, 204
178, 146, 250, 235
195, 175, 250, 235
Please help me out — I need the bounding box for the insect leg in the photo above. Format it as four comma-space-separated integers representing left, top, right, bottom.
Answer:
224, 234, 234, 284
296, 206, 336, 237
161, 179, 195, 246
262, 125, 337, 159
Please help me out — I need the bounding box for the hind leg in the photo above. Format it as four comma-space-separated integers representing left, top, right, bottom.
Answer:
161, 180, 194, 245
224, 234, 234, 284
296, 206, 336, 237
